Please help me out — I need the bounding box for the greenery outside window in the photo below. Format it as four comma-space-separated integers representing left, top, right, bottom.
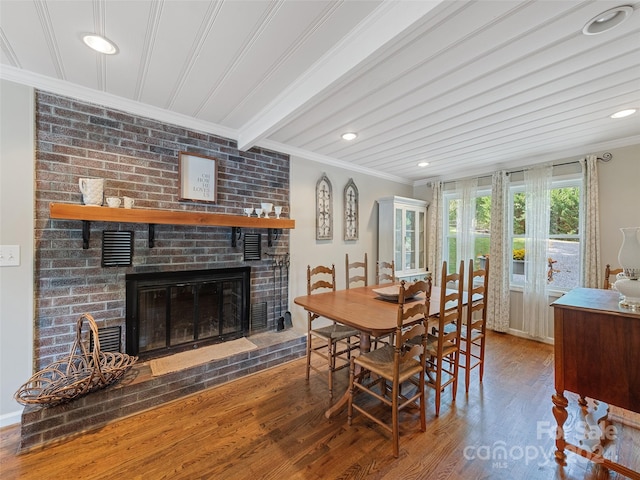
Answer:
444, 190, 491, 274
509, 178, 582, 290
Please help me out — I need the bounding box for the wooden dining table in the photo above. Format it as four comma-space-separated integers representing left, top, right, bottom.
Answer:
294, 283, 466, 418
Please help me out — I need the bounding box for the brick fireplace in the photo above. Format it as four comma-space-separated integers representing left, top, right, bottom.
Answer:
22, 91, 305, 450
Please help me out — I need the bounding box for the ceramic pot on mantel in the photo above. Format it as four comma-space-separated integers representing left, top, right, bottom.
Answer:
78, 177, 104, 206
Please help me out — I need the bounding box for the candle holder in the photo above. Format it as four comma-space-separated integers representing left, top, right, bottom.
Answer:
614, 227, 640, 309
260, 203, 273, 217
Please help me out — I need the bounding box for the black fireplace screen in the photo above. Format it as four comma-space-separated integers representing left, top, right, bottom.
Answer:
126, 267, 250, 357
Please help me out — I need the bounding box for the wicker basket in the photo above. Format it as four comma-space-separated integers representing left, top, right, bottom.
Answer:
14, 313, 138, 407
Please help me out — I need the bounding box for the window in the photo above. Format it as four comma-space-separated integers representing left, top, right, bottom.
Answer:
509, 178, 582, 290
443, 190, 491, 273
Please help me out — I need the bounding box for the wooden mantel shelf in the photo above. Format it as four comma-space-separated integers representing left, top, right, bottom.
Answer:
50, 203, 295, 229
49, 203, 295, 249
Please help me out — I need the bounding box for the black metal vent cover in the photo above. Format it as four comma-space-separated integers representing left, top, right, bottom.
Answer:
251, 301, 267, 332
90, 326, 122, 353
244, 233, 261, 261
102, 230, 133, 267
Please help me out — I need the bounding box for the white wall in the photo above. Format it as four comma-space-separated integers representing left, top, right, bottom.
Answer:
0, 80, 35, 426
598, 144, 640, 266
288, 156, 412, 331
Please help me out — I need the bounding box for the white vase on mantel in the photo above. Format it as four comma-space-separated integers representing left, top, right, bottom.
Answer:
615, 226, 640, 308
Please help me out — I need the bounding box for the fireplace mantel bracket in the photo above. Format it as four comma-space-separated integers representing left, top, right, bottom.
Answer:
82, 221, 91, 249
81, 221, 156, 249
231, 227, 241, 247
149, 224, 155, 248
268, 228, 281, 247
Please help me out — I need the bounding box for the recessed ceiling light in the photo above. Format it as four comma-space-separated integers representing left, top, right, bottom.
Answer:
610, 108, 637, 119
82, 34, 118, 55
417, 161, 429, 167
582, 6, 633, 35
341, 132, 357, 141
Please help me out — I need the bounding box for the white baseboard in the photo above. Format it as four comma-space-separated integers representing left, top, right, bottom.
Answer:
507, 327, 555, 345
0, 409, 22, 428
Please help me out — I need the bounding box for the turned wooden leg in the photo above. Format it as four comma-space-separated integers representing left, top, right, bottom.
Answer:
552, 391, 569, 465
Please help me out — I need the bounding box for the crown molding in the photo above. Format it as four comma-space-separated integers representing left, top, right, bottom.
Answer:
260, 139, 412, 185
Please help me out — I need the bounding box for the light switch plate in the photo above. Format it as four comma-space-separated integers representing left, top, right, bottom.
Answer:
0, 245, 20, 266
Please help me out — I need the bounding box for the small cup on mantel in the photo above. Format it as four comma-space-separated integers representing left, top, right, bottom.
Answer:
106, 197, 121, 208
123, 196, 134, 209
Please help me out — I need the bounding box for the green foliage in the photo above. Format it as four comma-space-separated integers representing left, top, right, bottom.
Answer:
447, 185, 579, 269
463, 187, 580, 236
475, 195, 491, 231
550, 187, 579, 234
512, 192, 525, 234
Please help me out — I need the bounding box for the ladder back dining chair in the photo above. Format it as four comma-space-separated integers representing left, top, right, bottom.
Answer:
604, 263, 623, 289
345, 253, 368, 289
375, 278, 428, 349
459, 257, 489, 393
306, 264, 360, 399
425, 260, 464, 416
348, 278, 432, 457
376, 260, 395, 284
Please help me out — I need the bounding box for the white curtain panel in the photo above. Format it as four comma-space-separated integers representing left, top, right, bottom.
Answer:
487, 171, 510, 332
523, 164, 552, 339
580, 155, 601, 288
454, 178, 478, 270
428, 181, 443, 285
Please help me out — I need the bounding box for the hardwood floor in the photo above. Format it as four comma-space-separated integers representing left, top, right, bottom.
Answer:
1, 332, 637, 480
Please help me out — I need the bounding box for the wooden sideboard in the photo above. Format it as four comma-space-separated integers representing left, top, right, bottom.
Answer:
551, 287, 640, 479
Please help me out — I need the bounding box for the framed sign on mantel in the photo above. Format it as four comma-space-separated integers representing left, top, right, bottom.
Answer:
178, 151, 218, 203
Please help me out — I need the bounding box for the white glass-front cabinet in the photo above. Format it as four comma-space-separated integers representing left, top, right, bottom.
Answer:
377, 196, 428, 282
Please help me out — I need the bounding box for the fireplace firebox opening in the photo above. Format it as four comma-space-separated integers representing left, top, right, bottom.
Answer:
126, 267, 251, 359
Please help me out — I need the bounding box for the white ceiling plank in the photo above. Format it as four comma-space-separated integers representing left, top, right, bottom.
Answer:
0, 1, 59, 77
236, 0, 444, 151
277, 3, 638, 155
207, 0, 379, 128
169, 0, 280, 121
337, 55, 640, 166
1, 0, 639, 184
137, 1, 218, 110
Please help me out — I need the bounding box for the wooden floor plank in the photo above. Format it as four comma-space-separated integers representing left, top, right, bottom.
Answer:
1, 331, 637, 480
